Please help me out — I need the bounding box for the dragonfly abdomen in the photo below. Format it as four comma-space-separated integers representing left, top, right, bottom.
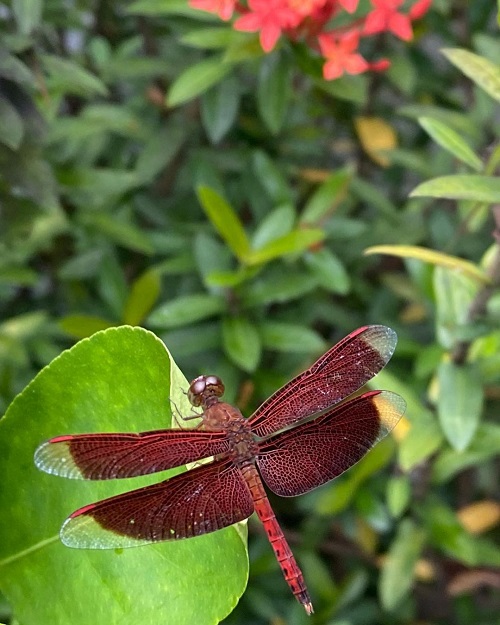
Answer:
241, 463, 314, 614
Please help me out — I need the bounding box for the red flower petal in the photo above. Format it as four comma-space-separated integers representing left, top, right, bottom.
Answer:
341, 30, 361, 52
344, 53, 369, 74
388, 12, 413, 40
318, 32, 337, 57
409, 0, 432, 19
363, 10, 387, 35
369, 58, 391, 72
260, 22, 282, 51
234, 13, 264, 32
323, 58, 343, 80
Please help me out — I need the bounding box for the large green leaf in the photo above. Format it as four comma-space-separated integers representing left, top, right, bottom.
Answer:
240, 269, 319, 307
410, 175, 500, 203
379, 519, 426, 611
147, 293, 226, 329
433, 266, 478, 350
251, 204, 295, 250
196, 186, 251, 261
222, 316, 261, 372
167, 57, 233, 107
398, 413, 443, 472
181, 27, 242, 49
59, 314, 116, 339
372, 371, 443, 471
81, 213, 154, 255
248, 229, 325, 266
300, 168, 353, 226
0, 327, 248, 625
304, 248, 350, 295
386, 475, 411, 519
432, 422, 500, 483
423, 500, 500, 567
12, 0, 43, 35
41, 54, 108, 98
398, 104, 479, 138
122, 269, 161, 326
315, 74, 367, 104
366, 245, 489, 285
418, 117, 483, 171
258, 321, 326, 353
442, 48, 500, 102
135, 122, 187, 183
251, 151, 294, 205
201, 75, 240, 144
0, 94, 24, 150
437, 360, 483, 452
257, 52, 292, 135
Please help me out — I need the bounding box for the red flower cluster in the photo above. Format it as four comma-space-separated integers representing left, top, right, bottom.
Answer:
189, 0, 432, 80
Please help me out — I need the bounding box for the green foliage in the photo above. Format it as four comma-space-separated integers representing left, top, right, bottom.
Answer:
1, 1, 499, 624
379, 519, 427, 611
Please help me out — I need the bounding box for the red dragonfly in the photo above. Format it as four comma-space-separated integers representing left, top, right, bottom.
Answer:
35, 325, 405, 615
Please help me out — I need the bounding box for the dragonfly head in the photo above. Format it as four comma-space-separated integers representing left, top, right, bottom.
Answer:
188, 375, 225, 408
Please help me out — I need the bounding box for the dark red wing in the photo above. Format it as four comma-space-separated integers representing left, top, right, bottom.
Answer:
256, 391, 405, 496
34, 429, 231, 480
60, 459, 254, 549
249, 325, 397, 438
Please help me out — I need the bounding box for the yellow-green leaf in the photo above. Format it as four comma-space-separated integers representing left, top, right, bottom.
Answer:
442, 48, 500, 102
365, 245, 490, 285
410, 175, 500, 203
300, 167, 353, 225
247, 229, 324, 265
41, 54, 108, 97
418, 117, 483, 171
59, 315, 116, 339
197, 186, 251, 261
167, 57, 233, 107
355, 116, 397, 167
123, 269, 161, 326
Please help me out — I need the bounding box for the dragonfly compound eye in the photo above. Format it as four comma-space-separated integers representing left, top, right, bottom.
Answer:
187, 375, 225, 407
205, 375, 225, 397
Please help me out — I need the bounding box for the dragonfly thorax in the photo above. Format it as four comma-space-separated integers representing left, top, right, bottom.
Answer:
200, 402, 259, 463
